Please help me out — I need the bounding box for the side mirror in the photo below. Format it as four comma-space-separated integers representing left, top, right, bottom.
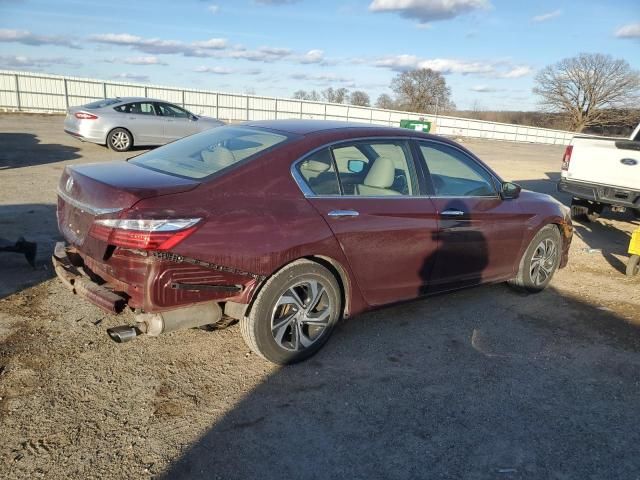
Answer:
347, 159, 366, 173
190, 114, 199, 121
501, 182, 521, 200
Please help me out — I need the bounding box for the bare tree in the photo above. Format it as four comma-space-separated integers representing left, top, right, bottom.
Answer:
390, 68, 453, 114
534, 53, 640, 132
322, 87, 349, 104
375, 93, 395, 110
292, 89, 321, 101
349, 90, 370, 107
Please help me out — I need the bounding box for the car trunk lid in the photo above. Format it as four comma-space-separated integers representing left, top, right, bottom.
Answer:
57, 161, 200, 249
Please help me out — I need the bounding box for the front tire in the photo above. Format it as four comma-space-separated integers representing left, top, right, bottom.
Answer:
508, 225, 562, 293
240, 260, 342, 364
107, 128, 133, 152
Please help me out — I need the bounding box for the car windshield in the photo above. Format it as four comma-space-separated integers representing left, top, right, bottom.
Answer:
129, 126, 289, 179
84, 98, 121, 109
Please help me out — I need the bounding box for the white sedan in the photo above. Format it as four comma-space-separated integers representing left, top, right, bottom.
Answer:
64, 97, 225, 152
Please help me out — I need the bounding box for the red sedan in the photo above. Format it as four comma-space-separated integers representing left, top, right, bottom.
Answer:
53, 120, 573, 364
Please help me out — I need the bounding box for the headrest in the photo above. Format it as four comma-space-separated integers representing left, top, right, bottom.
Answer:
201, 147, 236, 169
364, 157, 395, 189
303, 159, 331, 173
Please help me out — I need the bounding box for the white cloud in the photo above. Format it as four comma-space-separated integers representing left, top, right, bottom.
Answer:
90, 33, 228, 56
192, 38, 227, 49
374, 54, 534, 79
228, 46, 292, 62
470, 85, 503, 92
298, 49, 325, 64
195, 66, 262, 75
112, 73, 150, 82
615, 23, 640, 39
123, 56, 167, 65
375, 55, 493, 75
0, 28, 80, 48
290, 72, 354, 85
0, 54, 80, 69
195, 66, 234, 75
498, 65, 533, 78
369, 0, 490, 24
207, 4, 220, 14
532, 9, 561, 22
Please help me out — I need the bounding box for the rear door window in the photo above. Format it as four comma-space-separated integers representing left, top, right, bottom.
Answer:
332, 140, 416, 196
114, 102, 156, 115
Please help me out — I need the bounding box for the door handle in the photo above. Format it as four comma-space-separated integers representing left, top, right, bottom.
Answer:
440, 209, 465, 217
327, 210, 359, 218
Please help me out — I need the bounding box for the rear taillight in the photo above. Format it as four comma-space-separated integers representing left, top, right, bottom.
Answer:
561, 145, 573, 171
75, 111, 98, 120
89, 218, 201, 250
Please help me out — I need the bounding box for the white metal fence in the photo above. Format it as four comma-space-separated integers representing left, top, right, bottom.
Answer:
0, 69, 575, 145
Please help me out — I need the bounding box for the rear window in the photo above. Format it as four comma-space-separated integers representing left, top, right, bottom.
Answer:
84, 98, 121, 109
129, 126, 289, 179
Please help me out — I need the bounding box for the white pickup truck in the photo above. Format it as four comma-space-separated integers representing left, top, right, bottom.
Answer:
558, 123, 640, 221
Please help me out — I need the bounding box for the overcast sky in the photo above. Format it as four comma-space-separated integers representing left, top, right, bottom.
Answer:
0, 0, 638, 110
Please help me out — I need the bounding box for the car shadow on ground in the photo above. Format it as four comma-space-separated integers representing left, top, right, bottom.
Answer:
0, 133, 81, 169
159, 283, 640, 480
0, 204, 59, 299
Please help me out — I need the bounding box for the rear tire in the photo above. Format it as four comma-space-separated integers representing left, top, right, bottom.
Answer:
508, 225, 562, 293
240, 260, 342, 365
107, 128, 133, 152
633, 209, 640, 221
627, 255, 640, 277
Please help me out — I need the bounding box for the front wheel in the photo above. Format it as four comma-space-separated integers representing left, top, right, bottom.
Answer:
107, 128, 133, 152
508, 225, 562, 293
240, 260, 342, 364
627, 255, 640, 277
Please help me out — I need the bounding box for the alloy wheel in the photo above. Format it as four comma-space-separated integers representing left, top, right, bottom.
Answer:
270, 279, 333, 352
110, 131, 130, 150
530, 238, 558, 286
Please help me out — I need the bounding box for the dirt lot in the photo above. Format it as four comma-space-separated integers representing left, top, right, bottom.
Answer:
0, 114, 639, 479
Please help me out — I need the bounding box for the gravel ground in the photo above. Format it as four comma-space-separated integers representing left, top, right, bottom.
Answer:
0, 114, 639, 479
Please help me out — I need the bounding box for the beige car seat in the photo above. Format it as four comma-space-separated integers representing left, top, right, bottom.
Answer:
355, 157, 401, 196
201, 146, 237, 170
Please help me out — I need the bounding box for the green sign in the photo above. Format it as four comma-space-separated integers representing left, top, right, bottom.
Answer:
400, 119, 432, 133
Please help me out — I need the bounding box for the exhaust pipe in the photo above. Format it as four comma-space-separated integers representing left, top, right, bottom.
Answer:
107, 325, 140, 343
106, 302, 223, 343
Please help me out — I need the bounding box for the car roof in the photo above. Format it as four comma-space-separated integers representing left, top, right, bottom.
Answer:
108, 97, 174, 104
245, 119, 409, 136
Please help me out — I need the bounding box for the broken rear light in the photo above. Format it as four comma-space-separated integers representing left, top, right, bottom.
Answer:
75, 112, 99, 120
89, 218, 201, 250
561, 145, 573, 171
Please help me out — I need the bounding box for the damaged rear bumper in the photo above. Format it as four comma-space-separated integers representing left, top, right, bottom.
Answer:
52, 242, 128, 314
52, 242, 249, 342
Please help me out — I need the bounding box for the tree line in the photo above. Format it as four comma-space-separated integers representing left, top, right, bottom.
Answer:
292, 53, 639, 133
